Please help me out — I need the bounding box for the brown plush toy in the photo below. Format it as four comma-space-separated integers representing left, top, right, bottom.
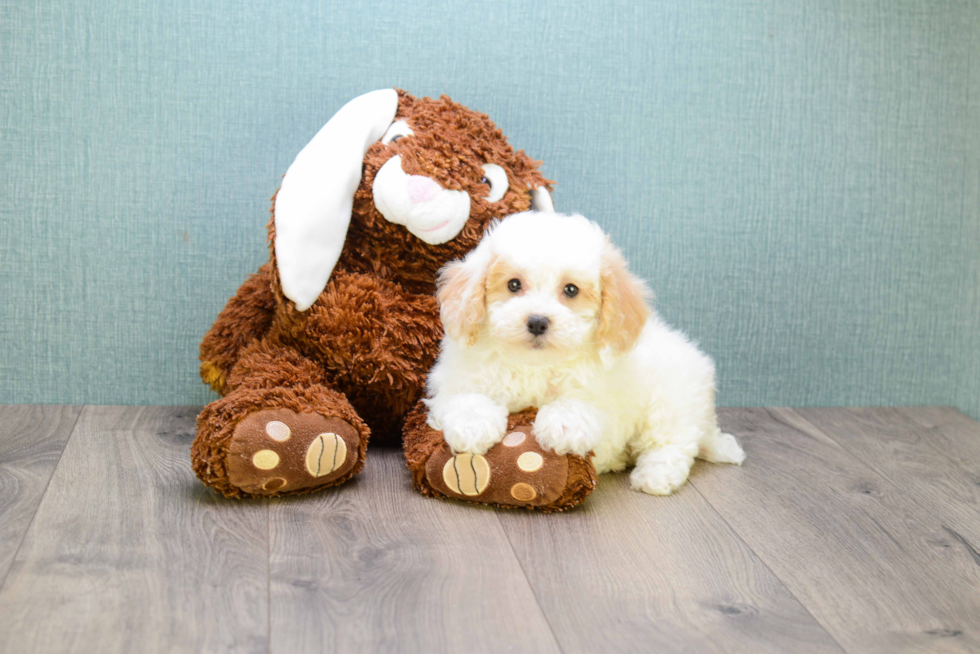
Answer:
192, 88, 596, 510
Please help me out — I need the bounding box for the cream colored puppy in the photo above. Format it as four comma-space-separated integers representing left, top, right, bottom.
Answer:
424, 211, 744, 495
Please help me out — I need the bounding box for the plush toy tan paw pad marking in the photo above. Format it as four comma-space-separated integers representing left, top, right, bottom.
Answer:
517, 451, 543, 472
510, 482, 537, 502
263, 477, 287, 491
265, 421, 291, 441
503, 431, 526, 447
443, 453, 491, 496
252, 449, 280, 470
226, 408, 361, 496
305, 433, 347, 478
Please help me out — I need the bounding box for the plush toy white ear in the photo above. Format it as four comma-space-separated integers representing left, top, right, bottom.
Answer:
274, 89, 399, 311
530, 186, 555, 212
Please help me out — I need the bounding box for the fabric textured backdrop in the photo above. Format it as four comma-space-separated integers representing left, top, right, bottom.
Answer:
1, 0, 978, 418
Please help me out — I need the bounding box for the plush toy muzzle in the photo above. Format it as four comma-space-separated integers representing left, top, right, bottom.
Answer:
372, 154, 471, 245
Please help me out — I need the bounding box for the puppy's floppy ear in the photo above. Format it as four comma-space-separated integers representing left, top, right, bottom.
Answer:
274, 89, 399, 311
437, 242, 493, 346
597, 238, 650, 354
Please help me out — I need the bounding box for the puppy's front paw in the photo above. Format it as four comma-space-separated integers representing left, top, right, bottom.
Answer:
533, 399, 603, 457
438, 394, 508, 455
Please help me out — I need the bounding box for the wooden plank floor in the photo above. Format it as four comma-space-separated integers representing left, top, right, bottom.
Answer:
0, 406, 977, 654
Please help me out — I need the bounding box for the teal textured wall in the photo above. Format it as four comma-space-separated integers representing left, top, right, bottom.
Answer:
1, 0, 978, 417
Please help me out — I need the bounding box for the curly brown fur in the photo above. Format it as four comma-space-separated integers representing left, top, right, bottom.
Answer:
224, 339, 329, 392
403, 402, 597, 512
193, 90, 552, 497
200, 263, 277, 394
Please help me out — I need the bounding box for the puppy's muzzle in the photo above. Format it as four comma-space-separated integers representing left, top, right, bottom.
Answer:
526, 315, 550, 336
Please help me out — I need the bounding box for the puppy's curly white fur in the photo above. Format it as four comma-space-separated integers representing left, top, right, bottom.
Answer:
425, 211, 745, 495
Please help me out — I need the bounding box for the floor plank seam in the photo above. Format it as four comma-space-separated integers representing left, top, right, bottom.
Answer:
786, 409, 980, 569
0, 405, 83, 596
706, 407, 980, 652
493, 510, 567, 654
266, 501, 272, 654
687, 473, 850, 654
784, 409, 976, 519
893, 409, 980, 487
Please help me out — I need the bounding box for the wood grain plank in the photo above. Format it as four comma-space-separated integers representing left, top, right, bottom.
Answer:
497, 471, 845, 654
0, 406, 269, 654
895, 407, 980, 478
269, 448, 561, 654
793, 408, 980, 545
693, 408, 980, 654
0, 405, 81, 587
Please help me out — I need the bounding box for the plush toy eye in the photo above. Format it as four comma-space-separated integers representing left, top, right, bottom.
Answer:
563, 284, 579, 298
507, 278, 522, 293
381, 120, 414, 145
481, 163, 509, 202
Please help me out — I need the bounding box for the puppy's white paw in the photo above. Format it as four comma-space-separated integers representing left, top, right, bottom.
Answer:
533, 398, 603, 456
437, 393, 508, 455
631, 446, 695, 495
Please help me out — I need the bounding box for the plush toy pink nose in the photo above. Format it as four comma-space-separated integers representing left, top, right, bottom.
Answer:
406, 175, 441, 204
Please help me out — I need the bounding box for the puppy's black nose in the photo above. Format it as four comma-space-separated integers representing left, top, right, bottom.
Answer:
526, 315, 550, 336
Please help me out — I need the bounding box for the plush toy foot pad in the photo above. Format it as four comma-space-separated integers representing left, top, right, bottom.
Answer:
404, 405, 597, 512
226, 408, 360, 496
425, 426, 574, 507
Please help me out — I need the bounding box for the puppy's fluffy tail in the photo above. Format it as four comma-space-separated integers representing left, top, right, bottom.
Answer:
698, 431, 745, 465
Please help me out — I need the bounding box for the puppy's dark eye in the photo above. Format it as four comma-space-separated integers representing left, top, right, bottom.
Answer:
480, 176, 490, 186
507, 279, 522, 293
390, 135, 402, 143
563, 284, 579, 298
